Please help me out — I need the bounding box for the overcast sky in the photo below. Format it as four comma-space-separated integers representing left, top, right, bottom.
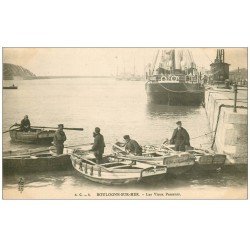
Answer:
3, 48, 247, 76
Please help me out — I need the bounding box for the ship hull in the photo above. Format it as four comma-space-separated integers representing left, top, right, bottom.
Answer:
145, 81, 204, 106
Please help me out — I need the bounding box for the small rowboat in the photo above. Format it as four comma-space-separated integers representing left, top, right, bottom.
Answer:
9, 128, 56, 144
71, 149, 167, 185
3, 85, 18, 89
112, 142, 195, 176
3, 147, 71, 175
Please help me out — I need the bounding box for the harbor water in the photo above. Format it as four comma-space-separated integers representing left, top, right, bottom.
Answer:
2, 78, 247, 199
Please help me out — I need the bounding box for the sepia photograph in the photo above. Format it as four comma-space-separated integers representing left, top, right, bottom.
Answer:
2, 47, 248, 199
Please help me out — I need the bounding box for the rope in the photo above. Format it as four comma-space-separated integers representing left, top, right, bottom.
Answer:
191, 131, 214, 140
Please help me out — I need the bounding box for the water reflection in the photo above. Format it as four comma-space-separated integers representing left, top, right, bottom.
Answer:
146, 103, 202, 119
3, 168, 247, 193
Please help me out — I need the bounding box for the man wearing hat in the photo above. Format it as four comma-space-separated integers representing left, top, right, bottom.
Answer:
170, 121, 190, 152
91, 127, 105, 164
20, 115, 31, 132
53, 124, 67, 155
123, 135, 142, 156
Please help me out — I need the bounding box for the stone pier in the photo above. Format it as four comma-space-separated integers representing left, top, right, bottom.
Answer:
205, 86, 248, 164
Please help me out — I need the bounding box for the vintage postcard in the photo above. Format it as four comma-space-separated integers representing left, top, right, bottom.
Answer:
2, 47, 248, 199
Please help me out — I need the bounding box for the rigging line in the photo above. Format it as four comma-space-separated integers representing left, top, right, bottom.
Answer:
191, 131, 214, 140
201, 49, 213, 63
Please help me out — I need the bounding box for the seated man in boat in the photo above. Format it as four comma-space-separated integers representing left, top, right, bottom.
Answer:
170, 121, 190, 152
20, 115, 31, 132
91, 127, 105, 164
123, 135, 142, 156
53, 124, 67, 155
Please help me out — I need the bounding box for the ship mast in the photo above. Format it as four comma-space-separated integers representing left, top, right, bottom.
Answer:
152, 49, 160, 75
172, 49, 176, 74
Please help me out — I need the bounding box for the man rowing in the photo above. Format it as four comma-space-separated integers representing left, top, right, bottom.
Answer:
20, 115, 31, 132
123, 135, 142, 156
170, 121, 190, 152
53, 124, 67, 155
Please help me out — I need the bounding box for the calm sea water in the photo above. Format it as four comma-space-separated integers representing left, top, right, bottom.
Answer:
2, 78, 247, 199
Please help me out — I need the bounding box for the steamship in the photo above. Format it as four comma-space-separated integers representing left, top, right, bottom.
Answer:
145, 49, 204, 105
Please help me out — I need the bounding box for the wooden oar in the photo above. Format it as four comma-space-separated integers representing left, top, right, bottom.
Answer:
15, 124, 84, 131
112, 143, 126, 152
3, 125, 20, 134
3, 147, 52, 158
3, 128, 18, 134
64, 143, 93, 148
73, 153, 113, 172
109, 155, 166, 167
112, 143, 133, 156
160, 142, 175, 152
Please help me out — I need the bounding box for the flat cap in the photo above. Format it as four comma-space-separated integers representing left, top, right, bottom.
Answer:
123, 135, 130, 140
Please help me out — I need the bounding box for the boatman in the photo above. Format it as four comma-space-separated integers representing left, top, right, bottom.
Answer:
53, 124, 67, 155
20, 115, 31, 132
170, 121, 190, 152
123, 135, 142, 156
91, 127, 105, 164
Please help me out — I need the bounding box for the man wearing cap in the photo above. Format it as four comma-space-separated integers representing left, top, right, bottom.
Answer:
123, 135, 142, 156
20, 115, 31, 132
91, 127, 105, 164
170, 121, 190, 152
53, 124, 67, 155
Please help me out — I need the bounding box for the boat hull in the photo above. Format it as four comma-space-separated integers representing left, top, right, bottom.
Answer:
9, 129, 55, 144
145, 81, 204, 105
3, 152, 72, 175
3, 86, 18, 89
71, 154, 167, 185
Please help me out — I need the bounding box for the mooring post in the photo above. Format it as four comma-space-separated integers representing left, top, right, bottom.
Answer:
233, 83, 238, 113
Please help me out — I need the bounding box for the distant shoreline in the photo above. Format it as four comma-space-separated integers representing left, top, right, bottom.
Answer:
35, 76, 113, 79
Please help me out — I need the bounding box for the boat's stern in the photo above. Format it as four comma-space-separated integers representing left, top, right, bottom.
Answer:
140, 165, 167, 180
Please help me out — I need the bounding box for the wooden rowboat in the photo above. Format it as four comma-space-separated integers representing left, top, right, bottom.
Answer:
71, 149, 167, 185
112, 142, 195, 176
9, 128, 56, 144
3, 147, 71, 175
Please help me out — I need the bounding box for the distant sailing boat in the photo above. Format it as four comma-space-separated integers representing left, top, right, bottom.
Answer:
130, 58, 144, 81
145, 49, 204, 105
116, 58, 143, 81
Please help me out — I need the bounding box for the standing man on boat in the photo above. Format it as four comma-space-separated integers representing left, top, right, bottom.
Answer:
123, 135, 142, 156
20, 115, 31, 132
53, 124, 67, 155
170, 121, 190, 152
91, 127, 105, 164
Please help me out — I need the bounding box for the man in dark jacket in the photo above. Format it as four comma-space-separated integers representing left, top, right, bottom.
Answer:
20, 115, 31, 132
91, 127, 105, 164
170, 121, 190, 152
53, 124, 67, 155
123, 135, 142, 156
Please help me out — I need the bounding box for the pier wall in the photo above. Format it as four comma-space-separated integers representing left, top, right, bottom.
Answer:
205, 88, 247, 164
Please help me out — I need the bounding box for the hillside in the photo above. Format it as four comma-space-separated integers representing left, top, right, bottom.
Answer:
3, 63, 36, 80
